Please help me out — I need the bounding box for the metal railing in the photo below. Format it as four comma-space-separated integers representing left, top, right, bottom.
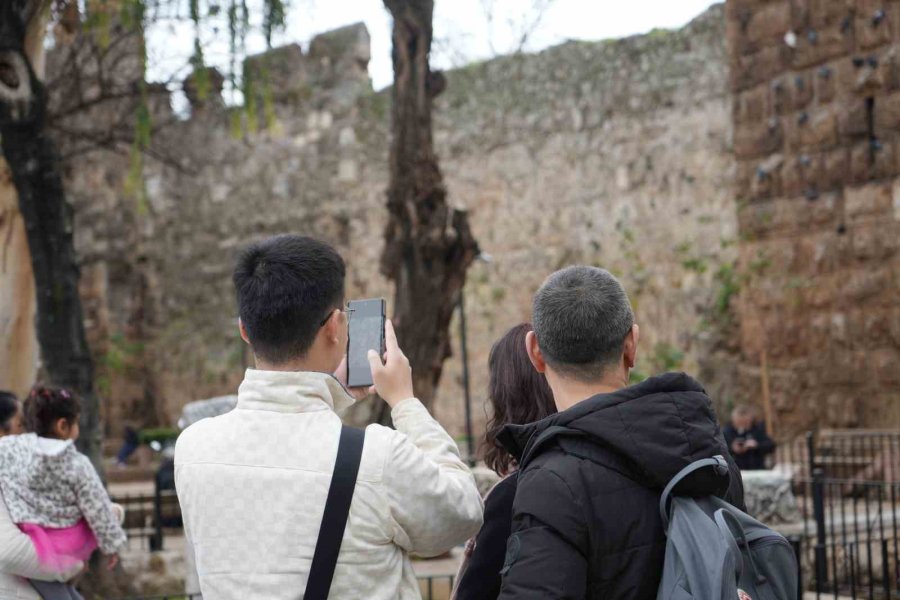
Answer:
113, 489, 181, 551
776, 430, 900, 483
787, 430, 900, 599
118, 574, 455, 600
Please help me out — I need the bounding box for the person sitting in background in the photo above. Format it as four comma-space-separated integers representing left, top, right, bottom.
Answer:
0, 386, 127, 600
723, 405, 776, 471
0, 391, 86, 600
114, 426, 140, 467
452, 323, 557, 600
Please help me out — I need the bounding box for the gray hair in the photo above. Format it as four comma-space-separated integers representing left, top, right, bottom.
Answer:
532, 266, 635, 381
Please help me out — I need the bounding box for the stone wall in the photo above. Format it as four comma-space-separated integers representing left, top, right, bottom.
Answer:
14, 7, 738, 446
727, 0, 900, 434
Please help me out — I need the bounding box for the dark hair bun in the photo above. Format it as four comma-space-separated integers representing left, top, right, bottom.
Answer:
24, 386, 81, 438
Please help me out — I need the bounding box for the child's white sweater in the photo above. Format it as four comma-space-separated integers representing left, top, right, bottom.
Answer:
0, 434, 126, 554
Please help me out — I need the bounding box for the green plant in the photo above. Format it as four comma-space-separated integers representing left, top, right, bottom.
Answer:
681, 257, 708, 274
139, 427, 180, 446
629, 368, 649, 384
748, 251, 771, 275
713, 261, 740, 321
651, 342, 684, 372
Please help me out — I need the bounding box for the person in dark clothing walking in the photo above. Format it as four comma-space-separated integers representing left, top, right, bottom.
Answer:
496, 266, 745, 600
452, 323, 557, 600
723, 405, 776, 471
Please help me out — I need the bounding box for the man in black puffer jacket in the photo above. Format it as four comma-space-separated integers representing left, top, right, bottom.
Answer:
496, 267, 745, 600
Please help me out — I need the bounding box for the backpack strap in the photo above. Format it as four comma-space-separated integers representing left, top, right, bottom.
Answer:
305, 425, 365, 600
659, 455, 729, 530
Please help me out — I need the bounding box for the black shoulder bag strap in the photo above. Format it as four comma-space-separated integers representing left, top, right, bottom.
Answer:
305, 425, 365, 600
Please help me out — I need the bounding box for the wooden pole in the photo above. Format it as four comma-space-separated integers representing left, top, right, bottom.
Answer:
760, 349, 775, 441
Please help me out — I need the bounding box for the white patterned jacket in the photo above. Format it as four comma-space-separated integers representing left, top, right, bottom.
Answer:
0, 434, 127, 555
174, 369, 484, 600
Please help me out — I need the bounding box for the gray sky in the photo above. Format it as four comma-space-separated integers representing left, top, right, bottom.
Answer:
147, 0, 719, 98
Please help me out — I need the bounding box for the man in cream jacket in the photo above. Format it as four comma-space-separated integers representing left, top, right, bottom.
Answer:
175, 235, 483, 600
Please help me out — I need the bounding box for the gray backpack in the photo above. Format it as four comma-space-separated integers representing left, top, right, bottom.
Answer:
657, 456, 798, 600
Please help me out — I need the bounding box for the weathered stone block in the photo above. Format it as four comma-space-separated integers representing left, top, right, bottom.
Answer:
875, 91, 900, 131
751, 153, 785, 199
745, 2, 793, 49
735, 117, 784, 158
890, 310, 900, 347
838, 97, 871, 141
781, 152, 821, 196
733, 46, 788, 91
873, 348, 900, 384
843, 266, 891, 300
822, 147, 851, 191
851, 221, 899, 258
885, 47, 900, 91
736, 160, 757, 198
807, 190, 842, 225
810, 0, 854, 30
815, 62, 838, 102
856, 5, 898, 49
738, 199, 778, 235
771, 77, 790, 114
791, 70, 815, 109
243, 44, 308, 102
790, 24, 853, 69
787, 107, 838, 151
850, 55, 889, 95
845, 182, 894, 220
735, 84, 770, 124
849, 140, 897, 182
809, 229, 852, 273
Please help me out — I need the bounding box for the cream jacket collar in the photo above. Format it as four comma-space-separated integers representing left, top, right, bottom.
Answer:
236, 369, 356, 414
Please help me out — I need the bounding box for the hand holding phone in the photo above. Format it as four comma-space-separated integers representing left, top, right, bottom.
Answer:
367, 320, 414, 407
334, 355, 373, 400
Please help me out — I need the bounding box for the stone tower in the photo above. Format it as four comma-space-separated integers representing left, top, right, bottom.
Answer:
727, 0, 900, 432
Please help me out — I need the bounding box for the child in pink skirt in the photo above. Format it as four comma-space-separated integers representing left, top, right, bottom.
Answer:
0, 386, 126, 599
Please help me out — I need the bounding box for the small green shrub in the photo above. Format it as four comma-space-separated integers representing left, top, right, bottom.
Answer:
139, 427, 180, 446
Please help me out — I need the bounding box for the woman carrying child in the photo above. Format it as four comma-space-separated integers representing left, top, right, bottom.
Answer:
0, 386, 127, 600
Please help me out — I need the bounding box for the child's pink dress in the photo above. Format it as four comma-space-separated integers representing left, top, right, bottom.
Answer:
0, 434, 126, 569
18, 520, 98, 571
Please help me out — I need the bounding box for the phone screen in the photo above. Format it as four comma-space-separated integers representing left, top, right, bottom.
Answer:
347, 298, 386, 388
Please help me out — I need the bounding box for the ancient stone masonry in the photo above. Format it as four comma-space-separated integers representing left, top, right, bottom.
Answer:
11, 7, 738, 442
727, 0, 900, 433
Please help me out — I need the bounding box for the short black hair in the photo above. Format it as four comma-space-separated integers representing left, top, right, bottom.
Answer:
24, 386, 81, 438
0, 391, 18, 433
533, 266, 635, 381
233, 235, 346, 364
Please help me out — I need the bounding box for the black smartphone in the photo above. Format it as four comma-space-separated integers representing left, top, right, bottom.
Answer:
347, 298, 386, 388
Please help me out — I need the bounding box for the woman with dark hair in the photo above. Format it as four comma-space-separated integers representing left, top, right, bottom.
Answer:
0, 390, 85, 599
453, 323, 557, 600
0, 391, 22, 435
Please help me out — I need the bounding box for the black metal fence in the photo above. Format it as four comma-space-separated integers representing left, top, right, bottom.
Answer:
419, 574, 455, 600
114, 428, 900, 599
787, 430, 900, 599
776, 430, 900, 482
119, 574, 455, 600
113, 489, 181, 551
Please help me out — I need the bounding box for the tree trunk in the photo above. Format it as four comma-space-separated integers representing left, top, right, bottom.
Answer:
0, 0, 102, 472
0, 159, 39, 399
380, 0, 479, 413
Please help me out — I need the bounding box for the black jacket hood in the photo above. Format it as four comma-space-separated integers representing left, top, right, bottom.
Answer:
497, 372, 733, 493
